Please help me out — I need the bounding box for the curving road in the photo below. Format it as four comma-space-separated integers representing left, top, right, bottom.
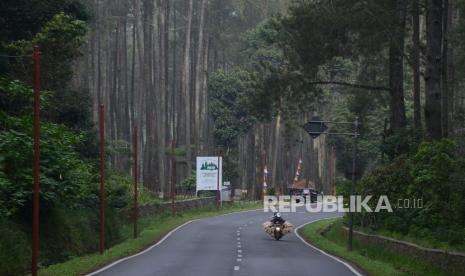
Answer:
89, 205, 364, 276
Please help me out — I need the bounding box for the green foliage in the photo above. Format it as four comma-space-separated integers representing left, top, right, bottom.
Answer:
328, 83, 390, 177
0, 219, 30, 275
181, 171, 196, 193
208, 68, 257, 188
301, 218, 451, 276
209, 68, 257, 148
0, 77, 44, 117
0, 4, 117, 275
53, 88, 94, 132
6, 12, 87, 91
0, 115, 95, 216
39, 201, 261, 276
0, 0, 88, 43
223, 153, 240, 182
106, 170, 131, 209
3, 12, 92, 137
381, 127, 423, 159
355, 139, 465, 246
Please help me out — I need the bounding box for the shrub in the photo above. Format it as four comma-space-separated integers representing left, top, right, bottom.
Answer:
354, 139, 465, 245
0, 219, 30, 275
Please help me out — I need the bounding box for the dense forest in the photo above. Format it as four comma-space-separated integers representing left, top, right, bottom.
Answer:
1, 0, 465, 275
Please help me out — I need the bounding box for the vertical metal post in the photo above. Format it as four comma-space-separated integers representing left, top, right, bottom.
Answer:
133, 125, 138, 238
32, 45, 41, 276
348, 117, 358, 251
171, 140, 176, 216
216, 147, 221, 209
99, 104, 105, 254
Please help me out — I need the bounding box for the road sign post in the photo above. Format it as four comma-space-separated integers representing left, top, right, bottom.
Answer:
347, 118, 358, 251
303, 116, 359, 251
216, 147, 221, 209
32, 45, 41, 276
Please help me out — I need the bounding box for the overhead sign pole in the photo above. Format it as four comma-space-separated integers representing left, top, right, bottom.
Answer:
347, 118, 358, 251
303, 115, 359, 251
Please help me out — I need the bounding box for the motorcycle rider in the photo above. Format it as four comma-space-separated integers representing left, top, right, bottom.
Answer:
271, 212, 285, 225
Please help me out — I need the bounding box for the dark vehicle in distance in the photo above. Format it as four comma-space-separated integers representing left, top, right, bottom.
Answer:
289, 188, 318, 203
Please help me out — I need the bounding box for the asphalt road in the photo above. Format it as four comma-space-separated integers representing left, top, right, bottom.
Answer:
90, 205, 363, 276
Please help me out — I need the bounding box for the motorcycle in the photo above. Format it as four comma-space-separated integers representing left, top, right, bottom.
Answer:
262, 221, 294, 240
272, 223, 284, 240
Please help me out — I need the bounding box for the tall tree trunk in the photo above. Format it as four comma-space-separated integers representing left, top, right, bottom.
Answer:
157, 0, 167, 195
271, 114, 281, 190
195, 0, 208, 153
182, 0, 194, 176
201, 37, 210, 153
171, 0, 177, 142
425, 0, 443, 139
412, 0, 422, 129
441, 0, 449, 137
388, 0, 407, 132
131, 0, 137, 126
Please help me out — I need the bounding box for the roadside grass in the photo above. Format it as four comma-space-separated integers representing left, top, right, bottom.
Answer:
355, 226, 465, 253
299, 218, 453, 276
39, 201, 261, 276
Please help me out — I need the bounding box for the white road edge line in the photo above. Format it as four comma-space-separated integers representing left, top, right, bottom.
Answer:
294, 217, 363, 276
87, 207, 262, 276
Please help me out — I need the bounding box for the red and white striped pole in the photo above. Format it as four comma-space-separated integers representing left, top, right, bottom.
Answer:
262, 153, 267, 202
31, 45, 41, 276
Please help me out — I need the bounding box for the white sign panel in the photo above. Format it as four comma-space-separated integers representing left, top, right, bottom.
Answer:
196, 156, 222, 191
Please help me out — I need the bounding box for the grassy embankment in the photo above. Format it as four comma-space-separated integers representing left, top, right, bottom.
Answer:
40, 201, 261, 276
299, 217, 457, 276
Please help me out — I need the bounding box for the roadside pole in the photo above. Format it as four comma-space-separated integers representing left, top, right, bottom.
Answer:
32, 45, 41, 276
99, 105, 105, 254
171, 140, 176, 216
216, 147, 221, 209
303, 116, 359, 251
133, 125, 138, 238
348, 118, 358, 251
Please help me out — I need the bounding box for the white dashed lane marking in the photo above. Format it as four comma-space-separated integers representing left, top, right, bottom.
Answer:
234, 224, 246, 272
